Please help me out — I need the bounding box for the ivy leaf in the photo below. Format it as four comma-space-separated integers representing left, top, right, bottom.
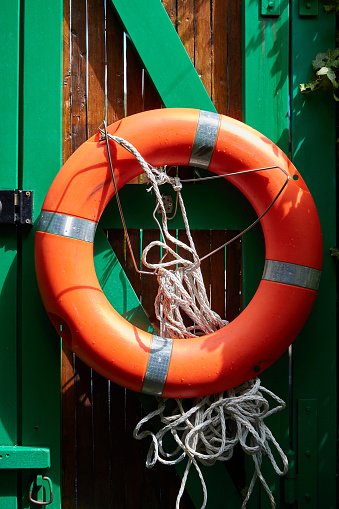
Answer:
299, 80, 320, 93
312, 52, 328, 69
317, 66, 338, 88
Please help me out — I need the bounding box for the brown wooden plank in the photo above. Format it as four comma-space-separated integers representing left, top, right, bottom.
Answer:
63, 0, 72, 164
211, 1, 228, 114
61, 343, 76, 509
210, 230, 226, 320
106, 1, 125, 124
109, 383, 127, 508
124, 391, 148, 508
87, 0, 106, 137
126, 36, 143, 116
92, 372, 111, 507
74, 360, 94, 508
191, 230, 210, 295
177, 0, 195, 65
126, 36, 143, 183
71, 0, 88, 151
227, 0, 242, 120
141, 229, 160, 332
162, 0, 177, 29
107, 228, 125, 267
125, 228, 141, 297
225, 231, 242, 321
195, 0, 212, 97
143, 72, 163, 112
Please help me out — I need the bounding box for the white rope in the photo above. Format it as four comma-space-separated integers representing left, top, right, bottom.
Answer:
100, 129, 227, 338
100, 130, 289, 508
134, 379, 288, 509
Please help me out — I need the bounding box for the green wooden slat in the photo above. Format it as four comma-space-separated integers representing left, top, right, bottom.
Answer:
0, 1, 20, 507
243, 0, 290, 154
111, 0, 216, 111
0, 447, 50, 470
19, 1, 63, 507
100, 181, 258, 230
290, 3, 336, 507
242, 3, 290, 507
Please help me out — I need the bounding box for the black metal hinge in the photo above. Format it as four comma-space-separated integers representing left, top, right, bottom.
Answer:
0, 190, 33, 225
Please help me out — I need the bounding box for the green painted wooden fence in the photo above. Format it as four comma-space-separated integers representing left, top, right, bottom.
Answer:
0, 0, 336, 507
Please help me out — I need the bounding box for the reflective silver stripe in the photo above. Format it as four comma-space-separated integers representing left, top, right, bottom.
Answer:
37, 210, 97, 243
262, 260, 321, 291
189, 110, 220, 169
141, 335, 173, 396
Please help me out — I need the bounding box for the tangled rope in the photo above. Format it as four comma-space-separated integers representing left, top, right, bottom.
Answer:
134, 379, 288, 509
99, 127, 289, 508
99, 127, 227, 338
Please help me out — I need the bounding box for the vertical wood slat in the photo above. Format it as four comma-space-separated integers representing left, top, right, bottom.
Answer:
71, 0, 88, 151
106, 3, 125, 124
20, 0, 63, 505
87, 6, 113, 506
226, 0, 242, 120
68, 1, 94, 507
225, 231, 242, 322
195, 0, 212, 97
87, 0, 106, 137
63, 0, 72, 163
0, 1, 19, 505
141, 229, 161, 332
62, 345, 76, 509
177, 0, 195, 65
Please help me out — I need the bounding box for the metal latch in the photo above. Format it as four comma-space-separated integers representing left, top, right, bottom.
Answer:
0, 190, 33, 225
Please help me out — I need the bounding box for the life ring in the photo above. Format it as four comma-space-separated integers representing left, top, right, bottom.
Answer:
35, 108, 322, 398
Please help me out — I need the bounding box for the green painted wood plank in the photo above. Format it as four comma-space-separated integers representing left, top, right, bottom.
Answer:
100, 181, 258, 230
110, 0, 216, 111
290, 4, 336, 508
0, 447, 50, 470
0, 1, 20, 507
242, 3, 290, 507
243, 0, 290, 154
19, 1, 63, 507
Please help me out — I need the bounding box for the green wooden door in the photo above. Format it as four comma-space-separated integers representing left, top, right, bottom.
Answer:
0, 1, 63, 507
0, 0, 336, 507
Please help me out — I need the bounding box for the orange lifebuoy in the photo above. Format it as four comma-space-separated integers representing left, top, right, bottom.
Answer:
35, 108, 322, 398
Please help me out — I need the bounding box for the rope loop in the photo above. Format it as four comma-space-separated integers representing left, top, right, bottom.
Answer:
134, 378, 288, 509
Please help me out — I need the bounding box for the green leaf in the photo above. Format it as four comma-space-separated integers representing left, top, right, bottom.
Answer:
312, 52, 328, 69
317, 67, 338, 87
299, 80, 320, 93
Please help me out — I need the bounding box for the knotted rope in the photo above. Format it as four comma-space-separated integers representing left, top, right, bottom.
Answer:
99, 126, 289, 508
134, 379, 288, 509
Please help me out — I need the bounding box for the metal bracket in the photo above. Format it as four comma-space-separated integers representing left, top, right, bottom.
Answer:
156, 194, 173, 215
299, 0, 318, 16
261, 0, 280, 17
0, 189, 33, 225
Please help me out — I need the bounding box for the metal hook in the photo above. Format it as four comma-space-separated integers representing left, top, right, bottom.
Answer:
29, 476, 53, 506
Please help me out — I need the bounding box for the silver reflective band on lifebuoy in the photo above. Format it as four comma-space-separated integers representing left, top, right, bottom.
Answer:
189, 110, 220, 169
37, 211, 97, 243
262, 260, 321, 291
141, 335, 173, 396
